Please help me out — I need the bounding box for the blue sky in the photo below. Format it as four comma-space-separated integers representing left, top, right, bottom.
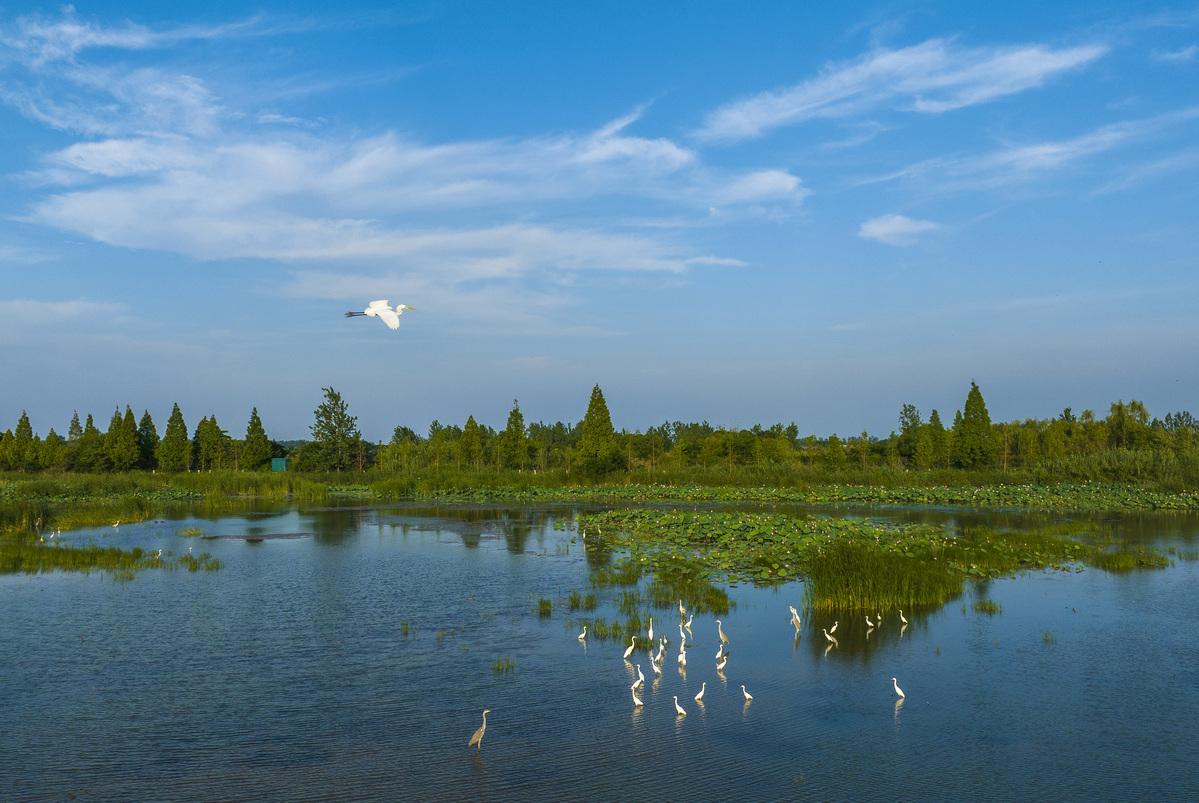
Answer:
1, 2, 1197, 440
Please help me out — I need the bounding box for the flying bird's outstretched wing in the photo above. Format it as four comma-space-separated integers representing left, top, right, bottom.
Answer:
376, 307, 401, 330
367, 299, 391, 312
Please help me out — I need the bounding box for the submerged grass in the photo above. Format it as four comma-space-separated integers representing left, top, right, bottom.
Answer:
972, 599, 1003, 615
491, 657, 516, 673
0, 542, 219, 576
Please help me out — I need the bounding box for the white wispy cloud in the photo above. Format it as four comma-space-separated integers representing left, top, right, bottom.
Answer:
861, 107, 1199, 190
857, 214, 940, 245
3, 8, 807, 319
696, 38, 1106, 141
0, 297, 126, 323
1153, 44, 1198, 63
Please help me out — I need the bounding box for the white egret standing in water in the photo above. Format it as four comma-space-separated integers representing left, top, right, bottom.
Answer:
684, 614, 694, 633
648, 617, 654, 643
577, 625, 587, 642
467, 709, 491, 750
716, 619, 729, 646
829, 620, 839, 635
865, 615, 875, 628
899, 610, 908, 625
741, 684, 754, 702
694, 682, 706, 702
673, 696, 687, 717
623, 637, 636, 660
678, 600, 686, 619
344, 299, 415, 331
632, 689, 644, 707
822, 628, 837, 645
892, 677, 905, 699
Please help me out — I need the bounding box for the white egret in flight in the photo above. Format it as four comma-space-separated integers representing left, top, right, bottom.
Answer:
467, 709, 491, 750
892, 677, 905, 699
344, 299, 415, 331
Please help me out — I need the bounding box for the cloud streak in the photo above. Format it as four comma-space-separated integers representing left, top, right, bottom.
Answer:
857, 214, 940, 245
696, 38, 1106, 141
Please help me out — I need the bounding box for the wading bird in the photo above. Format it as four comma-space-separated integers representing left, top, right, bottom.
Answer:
673, 696, 687, 717
877, 611, 883, 626
652, 660, 663, 677
112, 521, 120, 528
344, 299, 416, 331
716, 619, 729, 646
468, 709, 491, 750
684, 614, 694, 632
829, 620, 839, 635
632, 689, 643, 707
899, 610, 908, 625
623, 637, 636, 660
678, 600, 686, 619
636, 664, 646, 688
822, 628, 838, 645
742, 684, 754, 702
694, 682, 706, 702
892, 677, 905, 699
677, 650, 686, 668
716, 656, 728, 674
865, 615, 874, 628
648, 617, 654, 643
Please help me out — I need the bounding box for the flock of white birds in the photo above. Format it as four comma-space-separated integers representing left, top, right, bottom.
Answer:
467, 601, 907, 750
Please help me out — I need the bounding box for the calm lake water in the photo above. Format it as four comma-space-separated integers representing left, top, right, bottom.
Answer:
3, 503, 1199, 801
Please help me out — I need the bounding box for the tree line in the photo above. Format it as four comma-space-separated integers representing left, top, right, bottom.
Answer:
2, 382, 1197, 484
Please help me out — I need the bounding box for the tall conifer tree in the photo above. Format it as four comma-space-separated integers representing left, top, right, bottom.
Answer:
241, 408, 272, 469
157, 403, 192, 471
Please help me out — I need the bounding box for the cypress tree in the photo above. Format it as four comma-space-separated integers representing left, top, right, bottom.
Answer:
41, 428, 67, 470
952, 382, 997, 469
897, 404, 922, 465
137, 410, 159, 469
13, 411, 35, 471
67, 411, 83, 442
498, 399, 528, 470
105, 407, 140, 470
575, 384, 624, 477
157, 403, 192, 471
76, 414, 109, 472
914, 425, 935, 469
241, 407, 272, 470
927, 409, 949, 468
459, 415, 483, 468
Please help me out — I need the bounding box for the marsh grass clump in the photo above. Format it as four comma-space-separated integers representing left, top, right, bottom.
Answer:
1090, 549, 1170, 573
179, 526, 204, 538
0, 542, 217, 576
972, 599, 1002, 615
803, 540, 963, 612
537, 598, 552, 617
400, 621, 411, 638
617, 591, 642, 616
1042, 630, 1057, 645
491, 657, 516, 673
568, 591, 583, 611
581, 593, 597, 611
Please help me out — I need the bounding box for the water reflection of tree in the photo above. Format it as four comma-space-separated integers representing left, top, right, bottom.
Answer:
306, 507, 365, 544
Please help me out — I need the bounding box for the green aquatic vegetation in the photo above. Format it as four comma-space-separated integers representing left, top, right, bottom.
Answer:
179, 526, 204, 538
537, 598, 553, 617
575, 509, 1173, 613
491, 657, 516, 673
417, 481, 1199, 512
617, 591, 642, 616
972, 599, 1003, 615
1043, 630, 1057, 645
568, 591, 582, 611
0, 542, 217, 576
1090, 549, 1170, 572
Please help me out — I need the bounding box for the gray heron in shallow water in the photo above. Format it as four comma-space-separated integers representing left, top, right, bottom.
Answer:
468, 709, 491, 750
